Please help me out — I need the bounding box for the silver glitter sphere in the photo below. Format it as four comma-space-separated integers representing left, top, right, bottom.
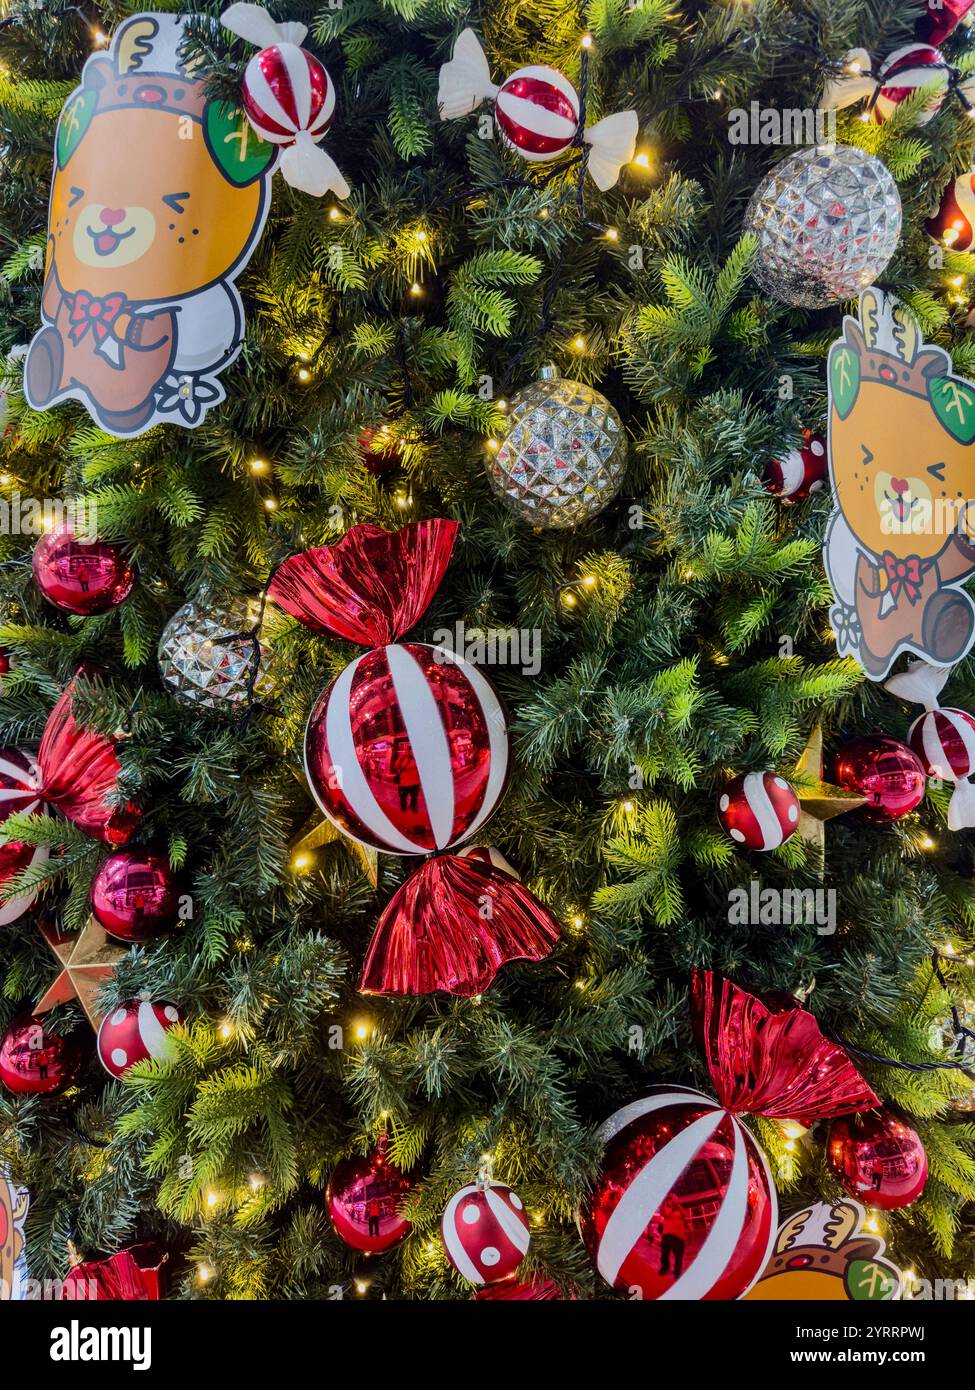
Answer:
486, 366, 627, 528
744, 145, 902, 309
158, 597, 271, 708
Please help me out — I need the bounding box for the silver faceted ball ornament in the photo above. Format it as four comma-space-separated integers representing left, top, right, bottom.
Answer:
486, 366, 627, 528
744, 144, 902, 308
158, 597, 271, 708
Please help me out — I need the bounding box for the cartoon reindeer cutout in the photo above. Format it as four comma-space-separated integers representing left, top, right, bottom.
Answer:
0, 1171, 29, 1301
24, 12, 276, 437
824, 287, 975, 680
744, 1199, 901, 1300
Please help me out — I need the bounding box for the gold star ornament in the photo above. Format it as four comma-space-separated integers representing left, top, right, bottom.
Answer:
34, 916, 126, 1031
793, 724, 866, 853
290, 813, 379, 887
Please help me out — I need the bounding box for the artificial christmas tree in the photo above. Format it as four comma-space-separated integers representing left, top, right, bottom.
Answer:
0, 0, 974, 1322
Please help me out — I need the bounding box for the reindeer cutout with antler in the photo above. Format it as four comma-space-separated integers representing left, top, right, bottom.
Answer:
824, 287, 975, 680
0, 1171, 29, 1301
743, 1199, 901, 1300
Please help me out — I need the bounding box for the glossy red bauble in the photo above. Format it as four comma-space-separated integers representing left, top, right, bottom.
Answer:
32, 527, 135, 615
326, 1142, 416, 1253
827, 1109, 928, 1210
90, 850, 179, 942
831, 735, 926, 823
579, 1088, 777, 1301
96, 998, 183, 1079
441, 1181, 531, 1286
717, 771, 800, 850
0, 1014, 84, 1094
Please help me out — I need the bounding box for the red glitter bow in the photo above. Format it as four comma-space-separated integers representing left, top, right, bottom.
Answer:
881, 551, 924, 605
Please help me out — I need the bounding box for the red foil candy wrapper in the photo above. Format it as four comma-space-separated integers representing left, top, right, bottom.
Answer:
34, 675, 138, 844
32, 526, 135, 615
269, 521, 559, 997
916, 0, 974, 44
362, 853, 559, 996
827, 1108, 928, 1210
476, 1275, 568, 1301
61, 1243, 167, 1300
580, 973, 879, 1301
326, 1137, 417, 1253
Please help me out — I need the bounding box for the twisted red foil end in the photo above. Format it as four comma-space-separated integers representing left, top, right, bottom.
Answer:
37, 676, 137, 844
360, 854, 560, 997
268, 519, 460, 646
691, 970, 878, 1122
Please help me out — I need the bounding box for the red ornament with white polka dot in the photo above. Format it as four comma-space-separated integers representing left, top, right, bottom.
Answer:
96, 998, 183, 1079
441, 1180, 531, 1286
872, 43, 948, 124
766, 430, 827, 502
717, 772, 800, 850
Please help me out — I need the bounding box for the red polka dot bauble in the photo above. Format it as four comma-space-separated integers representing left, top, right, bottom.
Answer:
32, 526, 135, 615
766, 431, 827, 501
831, 736, 925, 823
326, 1140, 417, 1254
90, 850, 180, 943
0, 1014, 84, 1095
0, 747, 49, 925
241, 44, 336, 147
717, 772, 800, 850
96, 999, 183, 1079
926, 171, 975, 251
304, 643, 509, 854
579, 1088, 777, 1301
441, 1181, 531, 1286
872, 44, 948, 124
827, 1109, 928, 1210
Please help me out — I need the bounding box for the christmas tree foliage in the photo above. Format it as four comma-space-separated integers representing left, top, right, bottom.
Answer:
0, 0, 974, 1304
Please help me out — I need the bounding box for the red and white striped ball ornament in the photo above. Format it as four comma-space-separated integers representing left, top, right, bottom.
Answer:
579, 972, 880, 1301
222, 3, 349, 198
872, 44, 948, 123
96, 998, 183, 1079
717, 772, 800, 850
926, 170, 975, 250
766, 430, 827, 502
0, 748, 49, 925
441, 1180, 531, 1286
886, 661, 975, 829
438, 28, 638, 191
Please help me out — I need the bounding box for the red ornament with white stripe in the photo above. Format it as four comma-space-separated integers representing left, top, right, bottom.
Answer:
578, 1088, 777, 1301
441, 1181, 531, 1286
495, 66, 579, 161
907, 705, 975, 781
766, 431, 827, 502
717, 772, 800, 850
926, 171, 975, 250
96, 998, 183, 1079
0, 748, 49, 925
871, 43, 948, 123
304, 643, 509, 855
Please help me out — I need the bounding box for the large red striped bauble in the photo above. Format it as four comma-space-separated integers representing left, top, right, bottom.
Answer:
717, 772, 800, 851
241, 42, 335, 146
579, 1088, 777, 1301
907, 706, 975, 780
495, 65, 580, 161
441, 1181, 531, 1286
872, 43, 947, 124
304, 643, 509, 854
0, 747, 49, 925
96, 998, 183, 1079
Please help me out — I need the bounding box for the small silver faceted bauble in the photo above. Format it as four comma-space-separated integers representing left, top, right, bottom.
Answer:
158, 597, 271, 708
744, 144, 902, 309
485, 366, 627, 529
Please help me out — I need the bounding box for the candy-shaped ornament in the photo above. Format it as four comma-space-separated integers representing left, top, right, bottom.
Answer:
441, 1179, 531, 1286
578, 972, 879, 1300
96, 997, 183, 1078
0, 748, 49, 926
926, 170, 975, 250
438, 28, 637, 191
885, 661, 975, 828
821, 43, 949, 124
222, 3, 349, 198
766, 431, 828, 502
268, 521, 559, 996
717, 772, 801, 850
